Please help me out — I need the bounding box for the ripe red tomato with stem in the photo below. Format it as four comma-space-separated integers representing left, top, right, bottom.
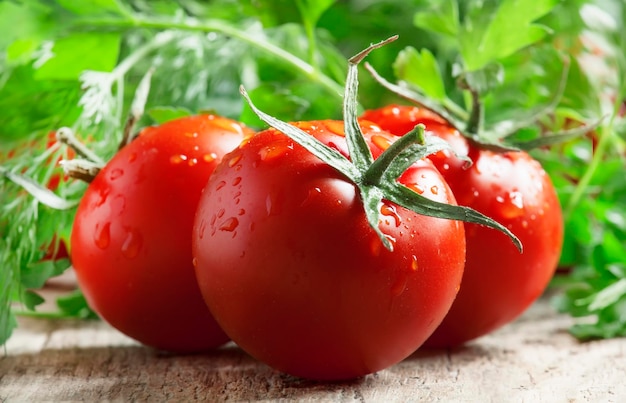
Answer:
192, 38, 520, 379
70, 114, 253, 352
362, 104, 564, 347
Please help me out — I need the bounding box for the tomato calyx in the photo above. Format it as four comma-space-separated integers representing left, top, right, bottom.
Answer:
241, 36, 522, 252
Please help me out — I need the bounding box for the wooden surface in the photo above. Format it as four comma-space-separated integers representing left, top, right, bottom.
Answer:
2, 294, 626, 402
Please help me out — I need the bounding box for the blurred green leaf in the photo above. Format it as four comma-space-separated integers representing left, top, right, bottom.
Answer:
35, 32, 121, 80
393, 46, 447, 101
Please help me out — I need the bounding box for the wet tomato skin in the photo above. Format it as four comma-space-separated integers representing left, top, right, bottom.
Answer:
192, 120, 466, 380
71, 114, 253, 353
363, 105, 564, 347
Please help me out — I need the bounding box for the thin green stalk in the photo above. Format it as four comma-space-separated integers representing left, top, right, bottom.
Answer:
564, 117, 615, 220
74, 15, 344, 98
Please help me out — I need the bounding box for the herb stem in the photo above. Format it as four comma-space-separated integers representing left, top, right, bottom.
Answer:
74, 16, 344, 98
563, 117, 615, 219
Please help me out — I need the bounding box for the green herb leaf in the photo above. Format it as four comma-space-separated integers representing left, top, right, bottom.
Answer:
393, 46, 447, 101
413, 0, 458, 38
35, 32, 121, 80
459, 0, 559, 71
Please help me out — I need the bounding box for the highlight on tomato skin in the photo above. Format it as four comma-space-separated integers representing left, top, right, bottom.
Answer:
192, 120, 466, 380
70, 114, 253, 353
362, 104, 564, 348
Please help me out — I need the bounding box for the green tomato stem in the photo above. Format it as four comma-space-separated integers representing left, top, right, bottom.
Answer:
363, 125, 425, 186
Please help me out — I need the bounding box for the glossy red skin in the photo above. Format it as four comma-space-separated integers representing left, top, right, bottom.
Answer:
71, 115, 253, 353
192, 120, 466, 380
363, 105, 564, 347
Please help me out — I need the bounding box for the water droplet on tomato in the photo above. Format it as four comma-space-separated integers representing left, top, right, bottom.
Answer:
430, 185, 439, 195
232, 177, 242, 186
199, 219, 208, 239
128, 152, 137, 162
442, 163, 450, 171
109, 168, 123, 180
228, 153, 242, 167
170, 154, 188, 165
411, 255, 419, 271
187, 158, 198, 167
216, 181, 227, 190
95, 188, 110, 207
237, 208, 245, 216
214, 117, 246, 134
300, 187, 322, 207
192, 257, 198, 268
325, 121, 346, 136
203, 153, 218, 163
259, 143, 292, 162
381, 203, 401, 227
217, 208, 225, 218
497, 190, 525, 219
371, 135, 392, 151
407, 183, 425, 194
94, 222, 111, 249
265, 192, 283, 216
121, 228, 142, 259
184, 132, 199, 138
219, 217, 239, 232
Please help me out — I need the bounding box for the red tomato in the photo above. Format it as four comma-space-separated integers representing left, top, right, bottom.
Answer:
71, 114, 253, 352
362, 104, 564, 347
192, 120, 466, 380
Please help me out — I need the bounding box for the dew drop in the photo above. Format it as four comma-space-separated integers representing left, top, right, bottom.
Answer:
95, 188, 110, 207
217, 208, 225, 218
381, 203, 401, 227
94, 222, 111, 249
109, 168, 123, 180
216, 181, 227, 190
497, 191, 525, 219
371, 135, 392, 151
232, 177, 242, 186
128, 152, 137, 162
219, 217, 239, 232
259, 143, 292, 162
265, 192, 283, 216
411, 255, 419, 271
228, 153, 242, 167
192, 257, 198, 268
300, 187, 322, 207
170, 154, 188, 165
325, 121, 346, 136
430, 185, 439, 195
238, 208, 245, 216
407, 183, 425, 194
199, 220, 208, 239
214, 117, 245, 134
121, 229, 142, 259
203, 153, 218, 163
187, 158, 198, 166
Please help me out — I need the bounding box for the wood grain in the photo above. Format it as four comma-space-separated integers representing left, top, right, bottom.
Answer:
2, 297, 625, 402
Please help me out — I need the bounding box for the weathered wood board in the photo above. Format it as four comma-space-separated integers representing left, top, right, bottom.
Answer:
2, 296, 625, 402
